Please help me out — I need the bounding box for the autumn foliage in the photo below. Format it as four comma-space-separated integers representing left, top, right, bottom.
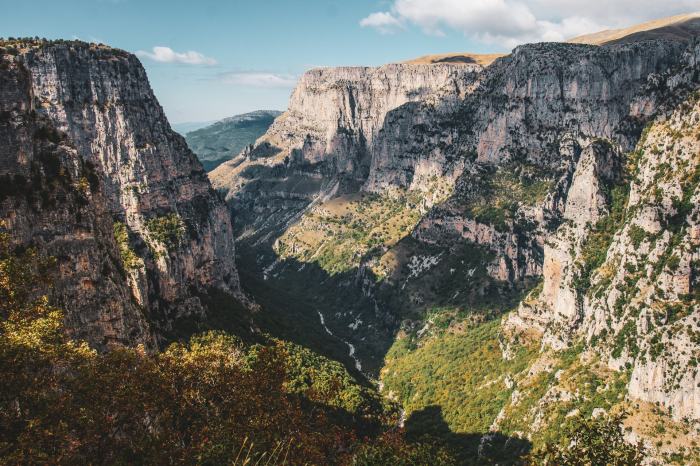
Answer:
0, 228, 399, 464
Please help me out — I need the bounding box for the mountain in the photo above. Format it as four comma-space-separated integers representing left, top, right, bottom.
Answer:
184, 110, 282, 171
211, 13, 700, 462
569, 11, 700, 45
4, 11, 700, 464
402, 52, 505, 66
0, 39, 246, 349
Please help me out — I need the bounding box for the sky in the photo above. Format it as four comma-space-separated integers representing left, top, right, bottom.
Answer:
2, 0, 699, 124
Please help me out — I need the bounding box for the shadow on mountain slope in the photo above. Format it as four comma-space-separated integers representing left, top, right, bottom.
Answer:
404, 406, 532, 465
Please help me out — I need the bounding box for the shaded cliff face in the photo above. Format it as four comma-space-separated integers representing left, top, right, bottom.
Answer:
0, 41, 243, 349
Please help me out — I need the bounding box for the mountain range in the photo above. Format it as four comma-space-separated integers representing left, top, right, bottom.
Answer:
184, 110, 282, 171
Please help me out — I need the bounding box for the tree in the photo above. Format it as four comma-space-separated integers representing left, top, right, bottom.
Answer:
532, 412, 645, 466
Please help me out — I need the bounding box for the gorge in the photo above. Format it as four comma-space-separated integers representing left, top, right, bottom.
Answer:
2, 10, 700, 465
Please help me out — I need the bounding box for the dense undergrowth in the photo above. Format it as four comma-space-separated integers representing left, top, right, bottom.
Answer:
382, 319, 537, 435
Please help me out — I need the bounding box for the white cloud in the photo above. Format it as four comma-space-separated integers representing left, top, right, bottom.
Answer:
359, 12, 405, 34
360, 0, 700, 48
136, 46, 217, 66
219, 72, 298, 88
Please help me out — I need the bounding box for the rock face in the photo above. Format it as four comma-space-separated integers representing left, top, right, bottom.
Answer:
210, 63, 482, 241
0, 40, 243, 349
211, 30, 700, 426
506, 42, 700, 421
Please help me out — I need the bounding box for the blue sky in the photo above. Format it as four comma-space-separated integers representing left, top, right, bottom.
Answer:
2, 0, 698, 123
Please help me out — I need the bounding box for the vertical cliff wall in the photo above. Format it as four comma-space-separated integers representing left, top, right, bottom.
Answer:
209, 63, 482, 242
0, 40, 243, 348
505, 42, 700, 422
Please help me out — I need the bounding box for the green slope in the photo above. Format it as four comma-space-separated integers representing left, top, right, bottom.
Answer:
185, 110, 282, 171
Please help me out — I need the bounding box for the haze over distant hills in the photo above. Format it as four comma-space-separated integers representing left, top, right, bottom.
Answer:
171, 120, 215, 135
184, 110, 282, 171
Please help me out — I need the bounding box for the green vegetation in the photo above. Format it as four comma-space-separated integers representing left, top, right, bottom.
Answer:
351, 432, 459, 465
382, 318, 537, 435
532, 412, 645, 465
460, 163, 554, 232
0, 230, 413, 464
146, 213, 185, 252
0, 189, 661, 465
184, 111, 282, 171
573, 184, 629, 296
277, 192, 426, 276
496, 344, 631, 449
280, 340, 387, 418
627, 224, 648, 248
113, 221, 141, 270
379, 321, 636, 458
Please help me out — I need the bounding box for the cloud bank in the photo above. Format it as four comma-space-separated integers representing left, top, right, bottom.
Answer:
136, 46, 217, 65
218, 72, 298, 88
360, 12, 405, 34
360, 0, 700, 48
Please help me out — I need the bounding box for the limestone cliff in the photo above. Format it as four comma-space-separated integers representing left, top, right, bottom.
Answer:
207, 19, 700, 452
505, 42, 700, 424
210, 63, 482, 241
0, 40, 243, 349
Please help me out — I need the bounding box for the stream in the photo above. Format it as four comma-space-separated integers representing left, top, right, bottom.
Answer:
317, 311, 363, 373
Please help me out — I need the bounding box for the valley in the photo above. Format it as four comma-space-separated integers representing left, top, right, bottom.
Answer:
210, 13, 700, 464
1, 9, 700, 465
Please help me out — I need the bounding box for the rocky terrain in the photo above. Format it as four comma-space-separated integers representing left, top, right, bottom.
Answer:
185, 110, 281, 171
2, 11, 699, 463
210, 63, 483, 241
0, 40, 245, 349
210, 16, 700, 462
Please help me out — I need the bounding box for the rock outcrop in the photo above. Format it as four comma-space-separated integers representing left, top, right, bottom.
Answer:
0, 40, 243, 349
506, 42, 700, 421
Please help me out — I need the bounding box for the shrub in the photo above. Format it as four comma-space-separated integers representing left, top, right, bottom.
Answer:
113, 221, 141, 270
146, 213, 185, 251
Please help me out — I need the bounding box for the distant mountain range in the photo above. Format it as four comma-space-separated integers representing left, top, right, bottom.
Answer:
184, 110, 282, 171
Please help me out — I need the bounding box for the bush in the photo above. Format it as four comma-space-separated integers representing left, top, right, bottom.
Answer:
0, 231, 396, 464
113, 221, 141, 270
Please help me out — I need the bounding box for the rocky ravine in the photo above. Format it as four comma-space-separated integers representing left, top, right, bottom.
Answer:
211, 24, 700, 437
0, 40, 244, 349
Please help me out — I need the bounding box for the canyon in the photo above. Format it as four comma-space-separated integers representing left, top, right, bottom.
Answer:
1, 12, 700, 464
211, 15, 700, 461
